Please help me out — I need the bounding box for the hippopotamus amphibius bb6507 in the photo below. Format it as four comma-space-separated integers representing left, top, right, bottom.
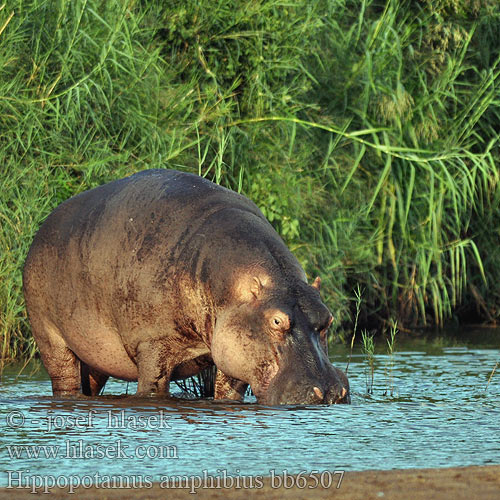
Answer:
23, 170, 350, 404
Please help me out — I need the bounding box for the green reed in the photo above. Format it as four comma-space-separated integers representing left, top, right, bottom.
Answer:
384, 321, 398, 397
1, 0, 499, 361
361, 330, 375, 394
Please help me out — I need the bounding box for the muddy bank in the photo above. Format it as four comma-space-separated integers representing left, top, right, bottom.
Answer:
1, 465, 499, 499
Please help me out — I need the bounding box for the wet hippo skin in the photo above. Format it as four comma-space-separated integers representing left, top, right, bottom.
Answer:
23, 170, 349, 404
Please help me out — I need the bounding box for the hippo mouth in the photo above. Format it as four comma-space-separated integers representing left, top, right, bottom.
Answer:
250, 361, 280, 401
254, 363, 351, 406
258, 384, 350, 406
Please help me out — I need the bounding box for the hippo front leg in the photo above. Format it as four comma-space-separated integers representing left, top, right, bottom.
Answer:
214, 370, 248, 401
135, 339, 174, 396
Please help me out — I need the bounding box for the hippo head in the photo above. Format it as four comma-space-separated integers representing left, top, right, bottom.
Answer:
211, 271, 350, 405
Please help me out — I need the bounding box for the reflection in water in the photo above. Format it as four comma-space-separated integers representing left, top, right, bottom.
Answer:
0, 333, 499, 484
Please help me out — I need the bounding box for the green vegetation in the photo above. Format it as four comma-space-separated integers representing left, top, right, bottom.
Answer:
345, 284, 363, 375
1, 0, 500, 361
384, 321, 398, 396
485, 360, 498, 392
361, 330, 376, 393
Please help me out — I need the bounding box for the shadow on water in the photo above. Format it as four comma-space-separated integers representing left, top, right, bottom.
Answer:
0, 327, 499, 483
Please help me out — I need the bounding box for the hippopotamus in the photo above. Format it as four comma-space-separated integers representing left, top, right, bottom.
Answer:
23, 169, 350, 404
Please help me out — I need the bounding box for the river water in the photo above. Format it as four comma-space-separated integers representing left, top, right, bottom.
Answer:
0, 328, 499, 487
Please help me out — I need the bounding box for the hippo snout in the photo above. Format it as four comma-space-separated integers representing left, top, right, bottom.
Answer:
311, 384, 350, 404
268, 382, 349, 405
260, 365, 350, 405
319, 366, 351, 404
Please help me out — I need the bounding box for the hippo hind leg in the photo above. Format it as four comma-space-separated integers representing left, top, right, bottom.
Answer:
30, 319, 81, 396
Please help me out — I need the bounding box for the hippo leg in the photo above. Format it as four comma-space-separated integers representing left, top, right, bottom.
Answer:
80, 364, 109, 396
135, 339, 174, 396
29, 320, 81, 396
214, 370, 248, 401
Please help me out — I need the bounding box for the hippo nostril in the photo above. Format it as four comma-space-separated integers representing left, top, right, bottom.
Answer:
313, 386, 324, 400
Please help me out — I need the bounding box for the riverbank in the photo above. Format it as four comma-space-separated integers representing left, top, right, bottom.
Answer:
1, 465, 499, 499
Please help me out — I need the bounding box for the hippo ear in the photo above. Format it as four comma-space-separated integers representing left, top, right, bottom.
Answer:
235, 275, 266, 302
312, 276, 321, 291
250, 276, 263, 299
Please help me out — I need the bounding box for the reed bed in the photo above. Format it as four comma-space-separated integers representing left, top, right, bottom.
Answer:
1, 0, 499, 360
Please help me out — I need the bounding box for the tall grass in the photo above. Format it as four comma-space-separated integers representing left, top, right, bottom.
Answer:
1, 0, 499, 361
361, 330, 375, 394
299, 0, 500, 329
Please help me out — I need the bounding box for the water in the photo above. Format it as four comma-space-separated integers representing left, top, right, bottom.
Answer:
0, 329, 499, 487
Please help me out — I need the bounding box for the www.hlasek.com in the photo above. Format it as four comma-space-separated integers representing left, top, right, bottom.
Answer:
6, 440, 178, 460
6, 470, 345, 494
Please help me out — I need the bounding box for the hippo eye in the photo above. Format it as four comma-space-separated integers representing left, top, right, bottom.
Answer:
268, 312, 290, 333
